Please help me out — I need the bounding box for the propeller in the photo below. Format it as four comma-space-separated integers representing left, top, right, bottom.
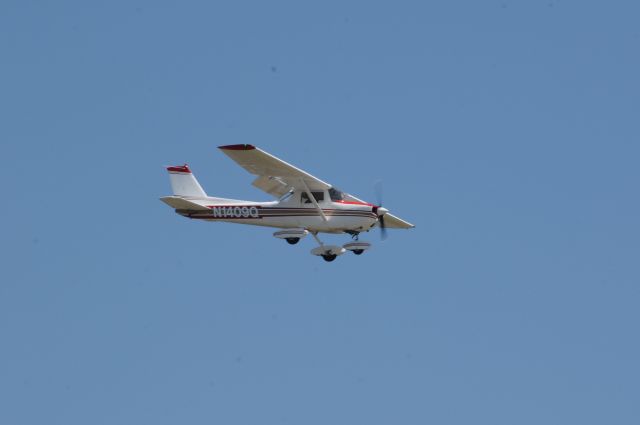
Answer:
373, 180, 388, 240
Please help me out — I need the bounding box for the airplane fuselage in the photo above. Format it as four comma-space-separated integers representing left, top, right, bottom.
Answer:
175, 198, 378, 234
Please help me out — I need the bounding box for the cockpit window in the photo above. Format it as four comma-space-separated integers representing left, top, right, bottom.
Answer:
329, 187, 345, 201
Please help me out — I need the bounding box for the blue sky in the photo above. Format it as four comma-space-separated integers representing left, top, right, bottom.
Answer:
2, 1, 639, 424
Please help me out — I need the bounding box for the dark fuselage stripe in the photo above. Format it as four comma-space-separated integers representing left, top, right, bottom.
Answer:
188, 212, 377, 219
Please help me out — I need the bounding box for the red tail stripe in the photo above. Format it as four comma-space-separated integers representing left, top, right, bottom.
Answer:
167, 164, 191, 173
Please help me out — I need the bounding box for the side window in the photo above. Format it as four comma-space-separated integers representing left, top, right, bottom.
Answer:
279, 190, 294, 202
301, 191, 325, 204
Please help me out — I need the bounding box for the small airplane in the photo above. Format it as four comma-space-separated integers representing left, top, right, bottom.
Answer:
160, 144, 414, 262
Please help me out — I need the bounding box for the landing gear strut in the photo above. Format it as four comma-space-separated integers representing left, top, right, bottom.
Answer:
346, 230, 360, 241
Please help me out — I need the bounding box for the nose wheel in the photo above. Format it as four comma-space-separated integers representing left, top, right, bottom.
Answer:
343, 242, 371, 256
310, 232, 345, 262
321, 254, 337, 262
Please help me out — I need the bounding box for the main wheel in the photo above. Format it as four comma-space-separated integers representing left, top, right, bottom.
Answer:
285, 238, 300, 245
352, 249, 364, 255
322, 254, 337, 262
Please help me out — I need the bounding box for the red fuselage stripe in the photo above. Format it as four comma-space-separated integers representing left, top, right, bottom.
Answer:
333, 200, 374, 206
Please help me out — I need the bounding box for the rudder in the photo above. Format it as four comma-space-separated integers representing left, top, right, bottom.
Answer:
166, 164, 207, 197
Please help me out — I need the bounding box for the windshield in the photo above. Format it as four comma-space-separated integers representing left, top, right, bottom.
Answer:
328, 187, 345, 201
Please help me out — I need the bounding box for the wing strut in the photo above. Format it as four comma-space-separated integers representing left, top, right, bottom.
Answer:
299, 178, 328, 222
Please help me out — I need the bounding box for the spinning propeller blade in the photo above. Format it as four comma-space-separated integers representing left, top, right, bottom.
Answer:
379, 214, 388, 240
374, 180, 388, 240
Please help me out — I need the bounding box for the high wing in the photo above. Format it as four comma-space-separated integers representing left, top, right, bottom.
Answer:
218, 144, 415, 228
218, 144, 331, 197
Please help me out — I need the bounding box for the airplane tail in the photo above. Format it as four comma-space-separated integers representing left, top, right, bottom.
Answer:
166, 165, 207, 197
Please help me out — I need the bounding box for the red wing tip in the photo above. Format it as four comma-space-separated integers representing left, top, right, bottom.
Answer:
218, 144, 256, 151
167, 164, 191, 173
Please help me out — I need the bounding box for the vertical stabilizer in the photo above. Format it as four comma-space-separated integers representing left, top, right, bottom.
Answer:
166, 165, 207, 197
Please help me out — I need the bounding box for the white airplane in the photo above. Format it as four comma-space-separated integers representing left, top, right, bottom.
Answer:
161, 145, 414, 262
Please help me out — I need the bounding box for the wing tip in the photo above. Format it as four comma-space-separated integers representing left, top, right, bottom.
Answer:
218, 144, 256, 151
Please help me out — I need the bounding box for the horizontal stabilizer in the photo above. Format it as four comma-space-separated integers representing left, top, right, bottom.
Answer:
160, 196, 210, 211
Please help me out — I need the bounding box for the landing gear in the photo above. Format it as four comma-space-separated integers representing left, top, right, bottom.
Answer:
343, 241, 371, 255
346, 230, 360, 241
310, 232, 345, 263
273, 229, 308, 244
308, 232, 371, 261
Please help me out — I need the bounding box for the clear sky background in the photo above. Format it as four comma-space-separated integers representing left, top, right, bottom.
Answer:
1, 1, 639, 424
